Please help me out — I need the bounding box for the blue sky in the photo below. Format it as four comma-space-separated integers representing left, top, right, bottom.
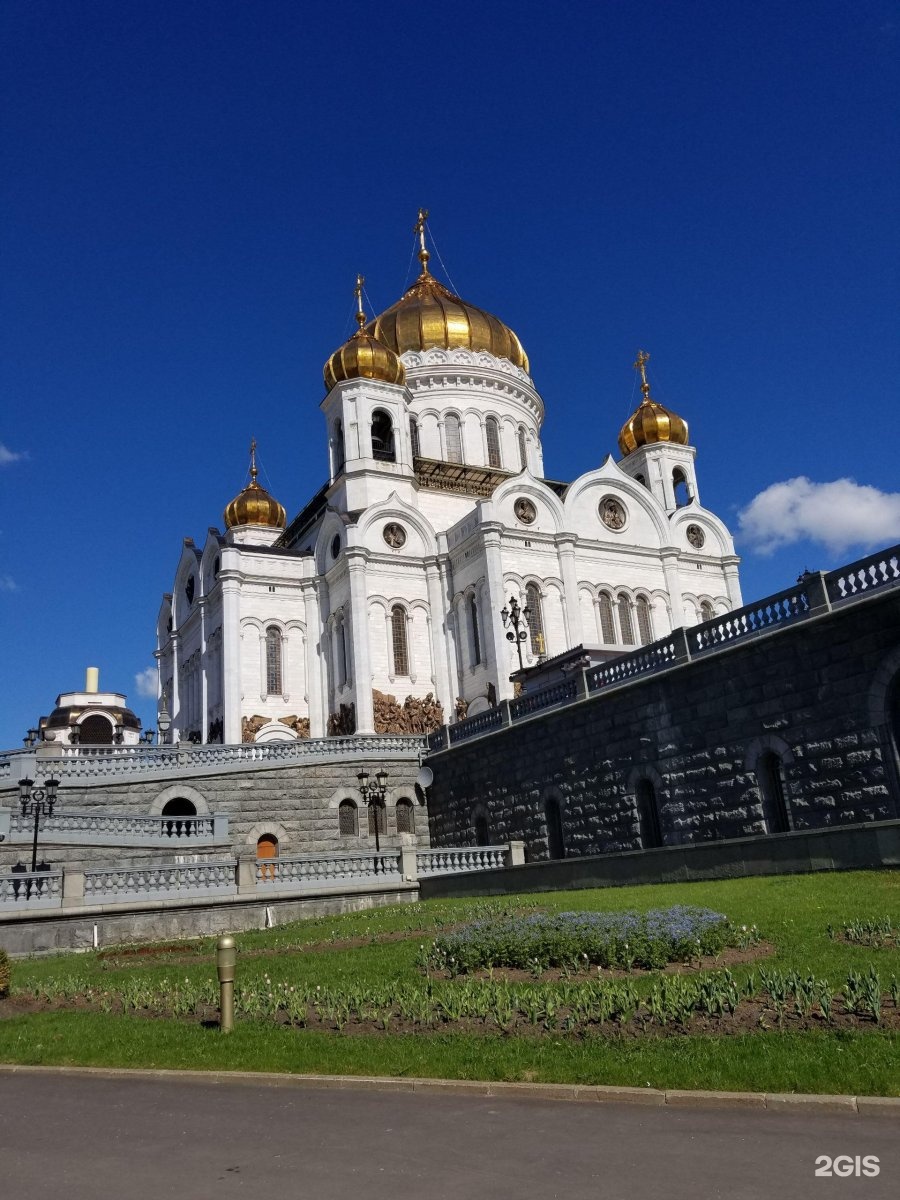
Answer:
1, 0, 898, 747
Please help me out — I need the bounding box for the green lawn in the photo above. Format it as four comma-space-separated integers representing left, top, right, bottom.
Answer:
2, 870, 899, 1094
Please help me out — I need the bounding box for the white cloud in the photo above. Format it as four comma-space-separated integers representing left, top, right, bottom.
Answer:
0, 574, 18, 592
134, 666, 158, 698
0, 443, 27, 466
738, 476, 900, 556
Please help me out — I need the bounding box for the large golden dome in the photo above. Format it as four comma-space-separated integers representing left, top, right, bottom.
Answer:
366, 226, 529, 373
224, 441, 286, 531
618, 350, 689, 456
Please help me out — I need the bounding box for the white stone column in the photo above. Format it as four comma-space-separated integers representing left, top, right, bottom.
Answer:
661, 552, 686, 630
425, 559, 453, 721
482, 529, 512, 700
347, 552, 375, 734
170, 633, 181, 742
723, 559, 743, 608
557, 535, 583, 649
221, 582, 242, 744
302, 582, 325, 737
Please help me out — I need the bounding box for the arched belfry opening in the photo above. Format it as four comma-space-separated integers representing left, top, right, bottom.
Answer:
371, 410, 395, 462
79, 714, 113, 745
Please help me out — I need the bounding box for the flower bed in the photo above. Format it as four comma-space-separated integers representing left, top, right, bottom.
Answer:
426, 907, 754, 975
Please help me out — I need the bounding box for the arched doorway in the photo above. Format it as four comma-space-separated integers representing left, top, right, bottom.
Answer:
161, 797, 197, 837
474, 813, 489, 847
257, 833, 279, 882
396, 798, 415, 834
757, 752, 791, 833
635, 778, 663, 848
79, 714, 113, 744
545, 795, 565, 859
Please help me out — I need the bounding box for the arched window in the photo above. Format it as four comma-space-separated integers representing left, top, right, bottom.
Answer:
673, 468, 690, 507
79, 714, 113, 745
525, 583, 546, 658
635, 779, 663, 848
396, 797, 415, 834
757, 751, 791, 834
409, 416, 420, 458
265, 626, 283, 695
517, 427, 528, 471
617, 595, 636, 645
257, 834, 278, 881
485, 416, 502, 468
333, 420, 345, 474
368, 801, 387, 836
474, 812, 489, 846
469, 595, 482, 666
338, 799, 358, 836
161, 797, 197, 838
634, 473, 646, 487
545, 795, 566, 859
699, 600, 715, 623
598, 592, 616, 644
391, 604, 409, 676
445, 414, 463, 463
636, 596, 653, 645
337, 618, 348, 687
371, 409, 395, 461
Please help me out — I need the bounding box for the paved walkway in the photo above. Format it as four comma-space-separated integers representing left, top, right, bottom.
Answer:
1, 1072, 895, 1199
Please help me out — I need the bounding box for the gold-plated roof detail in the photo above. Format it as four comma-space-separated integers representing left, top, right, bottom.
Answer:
223, 439, 286, 530
364, 209, 530, 374
617, 350, 689, 456
323, 274, 407, 392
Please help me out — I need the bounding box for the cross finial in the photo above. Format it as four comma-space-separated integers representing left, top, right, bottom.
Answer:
413, 207, 430, 273
354, 273, 366, 329
633, 350, 651, 400
249, 437, 258, 483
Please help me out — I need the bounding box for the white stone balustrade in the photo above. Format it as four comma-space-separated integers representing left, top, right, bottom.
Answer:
416, 846, 507, 875
5, 809, 229, 846
0, 871, 63, 909
82, 860, 237, 903
255, 851, 403, 888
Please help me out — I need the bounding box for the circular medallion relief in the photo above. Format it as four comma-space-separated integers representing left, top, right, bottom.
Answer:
686, 524, 705, 549
599, 496, 627, 531
514, 497, 537, 525
383, 522, 407, 549
330, 534, 341, 560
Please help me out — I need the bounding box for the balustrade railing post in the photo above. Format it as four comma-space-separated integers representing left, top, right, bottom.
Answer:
212, 814, 229, 841
62, 868, 85, 909
802, 570, 833, 616
400, 834, 418, 882
505, 840, 526, 867
236, 853, 257, 895
499, 700, 513, 727
670, 626, 693, 663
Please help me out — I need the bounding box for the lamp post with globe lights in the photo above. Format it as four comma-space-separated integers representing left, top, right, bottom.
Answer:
357, 766, 389, 867
501, 595, 531, 672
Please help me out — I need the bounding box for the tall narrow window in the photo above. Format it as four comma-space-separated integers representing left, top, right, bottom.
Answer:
368, 802, 386, 836
699, 600, 714, 623
469, 595, 482, 665
265, 626, 283, 695
617, 595, 635, 645
333, 420, 345, 473
474, 813, 489, 846
391, 604, 409, 676
757, 752, 791, 834
409, 416, 420, 458
525, 583, 546, 658
485, 416, 502, 468
545, 796, 566, 859
517, 426, 528, 471
635, 779, 663, 848
598, 592, 616, 644
636, 596, 653, 645
371, 410, 395, 461
673, 468, 690, 507
339, 799, 358, 836
445, 414, 463, 463
396, 797, 415, 834
337, 618, 348, 687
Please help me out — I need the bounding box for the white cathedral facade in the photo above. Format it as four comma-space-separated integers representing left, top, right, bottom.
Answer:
156, 217, 741, 745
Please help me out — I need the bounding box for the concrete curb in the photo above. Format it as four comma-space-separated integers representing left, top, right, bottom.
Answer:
0, 1064, 898, 1115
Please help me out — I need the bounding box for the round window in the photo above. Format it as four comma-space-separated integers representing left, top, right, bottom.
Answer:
331, 534, 341, 560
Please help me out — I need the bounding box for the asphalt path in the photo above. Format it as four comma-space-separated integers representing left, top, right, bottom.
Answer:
0, 1073, 896, 1200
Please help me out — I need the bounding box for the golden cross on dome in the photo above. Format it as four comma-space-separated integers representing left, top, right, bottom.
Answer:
633, 349, 652, 400
354, 273, 366, 329
249, 437, 258, 483
414, 207, 431, 273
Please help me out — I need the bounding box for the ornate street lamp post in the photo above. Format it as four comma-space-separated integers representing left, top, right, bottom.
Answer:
18, 776, 59, 873
357, 766, 389, 865
501, 595, 531, 672
157, 689, 172, 747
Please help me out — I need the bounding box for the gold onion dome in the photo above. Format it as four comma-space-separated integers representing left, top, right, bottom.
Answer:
617, 350, 689, 456
223, 440, 286, 530
364, 209, 530, 374
323, 275, 406, 392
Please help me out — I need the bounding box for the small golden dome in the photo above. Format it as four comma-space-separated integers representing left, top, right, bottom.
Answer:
224, 440, 286, 530
618, 350, 689, 456
365, 212, 529, 373
324, 274, 406, 392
